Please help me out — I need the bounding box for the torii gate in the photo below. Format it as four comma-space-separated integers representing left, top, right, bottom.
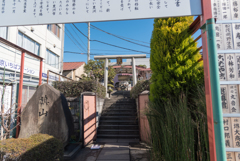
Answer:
94, 54, 146, 97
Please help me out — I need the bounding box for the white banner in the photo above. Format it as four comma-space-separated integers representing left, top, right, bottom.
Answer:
0, 85, 12, 113
0, 0, 202, 27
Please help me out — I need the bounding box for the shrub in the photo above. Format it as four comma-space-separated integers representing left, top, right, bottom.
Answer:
53, 80, 106, 98
150, 17, 204, 101
130, 80, 150, 99
147, 86, 209, 161
0, 134, 63, 161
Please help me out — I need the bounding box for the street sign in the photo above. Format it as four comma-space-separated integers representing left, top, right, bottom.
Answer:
0, 0, 202, 27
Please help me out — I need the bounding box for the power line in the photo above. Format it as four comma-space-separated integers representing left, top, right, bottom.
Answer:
91, 40, 149, 54
91, 49, 137, 52
72, 24, 150, 54
69, 24, 88, 48
72, 24, 88, 38
63, 28, 84, 53
90, 24, 150, 48
65, 26, 87, 52
64, 51, 150, 55
90, 24, 150, 44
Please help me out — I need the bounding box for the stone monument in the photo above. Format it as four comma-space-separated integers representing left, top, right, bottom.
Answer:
19, 83, 74, 147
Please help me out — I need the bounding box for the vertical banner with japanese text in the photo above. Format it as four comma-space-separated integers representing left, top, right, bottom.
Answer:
213, 0, 240, 159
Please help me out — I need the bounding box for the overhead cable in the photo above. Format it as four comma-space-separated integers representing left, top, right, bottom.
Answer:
72, 23, 150, 54
91, 40, 149, 54
90, 24, 150, 48
63, 29, 84, 53
64, 51, 150, 55
72, 24, 88, 38
69, 24, 88, 48
65, 27, 87, 52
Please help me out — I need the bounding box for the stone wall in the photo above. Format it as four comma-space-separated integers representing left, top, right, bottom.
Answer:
66, 97, 81, 142
66, 94, 104, 144
96, 96, 104, 129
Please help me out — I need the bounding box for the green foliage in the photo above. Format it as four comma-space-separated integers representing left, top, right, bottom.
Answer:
138, 65, 147, 68
108, 88, 113, 93
108, 84, 114, 88
150, 17, 204, 101
84, 60, 116, 83
130, 80, 150, 99
81, 74, 93, 81
53, 80, 106, 98
0, 134, 63, 161
147, 86, 209, 161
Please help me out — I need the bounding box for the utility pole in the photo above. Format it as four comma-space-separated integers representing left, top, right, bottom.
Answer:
87, 22, 90, 62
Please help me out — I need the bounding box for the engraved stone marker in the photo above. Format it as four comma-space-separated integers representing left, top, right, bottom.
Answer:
18, 83, 74, 146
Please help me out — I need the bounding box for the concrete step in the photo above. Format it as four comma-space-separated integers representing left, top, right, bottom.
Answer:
103, 109, 137, 113
99, 120, 138, 125
101, 112, 137, 116
105, 99, 135, 102
103, 106, 136, 110
104, 100, 135, 104
97, 134, 139, 139
98, 125, 139, 130
98, 129, 139, 135
104, 104, 136, 107
100, 116, 137, 120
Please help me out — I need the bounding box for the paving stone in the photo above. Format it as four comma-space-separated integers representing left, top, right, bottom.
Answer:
131, 149, 149, 155
97, 139, 118, 143
97, 154, 130, 160
117, 139, 139, 143
97, 160, 130, 161
99, 149, 129, 155
85, 156, 97, 161
103, 143, 129, 150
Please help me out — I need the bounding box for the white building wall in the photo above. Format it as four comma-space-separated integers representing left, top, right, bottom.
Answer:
0, 24, 64, 81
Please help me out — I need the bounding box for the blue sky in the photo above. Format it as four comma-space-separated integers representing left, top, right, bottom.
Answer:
63, 17, 202, 63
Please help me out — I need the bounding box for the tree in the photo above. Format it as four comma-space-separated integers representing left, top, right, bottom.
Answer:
138, 65, 147, 68
150, 17, 204, 101
0, 67, 20, 140
84, 60, 116, 84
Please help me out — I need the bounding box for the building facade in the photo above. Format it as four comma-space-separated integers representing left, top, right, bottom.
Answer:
63, 62, 86, 81
0, 24, 64, 114
112, 65, 151, 88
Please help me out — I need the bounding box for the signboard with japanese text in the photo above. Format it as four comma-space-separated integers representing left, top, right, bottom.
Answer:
213, 0, 240, 158
0, 0, 202, 27
216, 24, 225, 50
233, 24, 240, 50
0, 58, 39, 77
0, 58, 57, 81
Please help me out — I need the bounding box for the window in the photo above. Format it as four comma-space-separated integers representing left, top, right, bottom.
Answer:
0, 27, 7, 39
46, 49, 59, 68
21, 85, 36, 108
47, 24, 60, 38
17, 32, 40, 55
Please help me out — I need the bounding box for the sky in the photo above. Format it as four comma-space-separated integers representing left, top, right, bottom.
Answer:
63, 17, 202, 63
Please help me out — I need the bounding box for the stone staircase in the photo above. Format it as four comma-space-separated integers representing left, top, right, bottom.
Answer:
97, 91, 139, 139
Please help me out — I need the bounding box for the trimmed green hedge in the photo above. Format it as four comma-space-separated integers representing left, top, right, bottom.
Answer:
0, 134, 63, 161
53, 80, 106, 98
130, 80, 150, 99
